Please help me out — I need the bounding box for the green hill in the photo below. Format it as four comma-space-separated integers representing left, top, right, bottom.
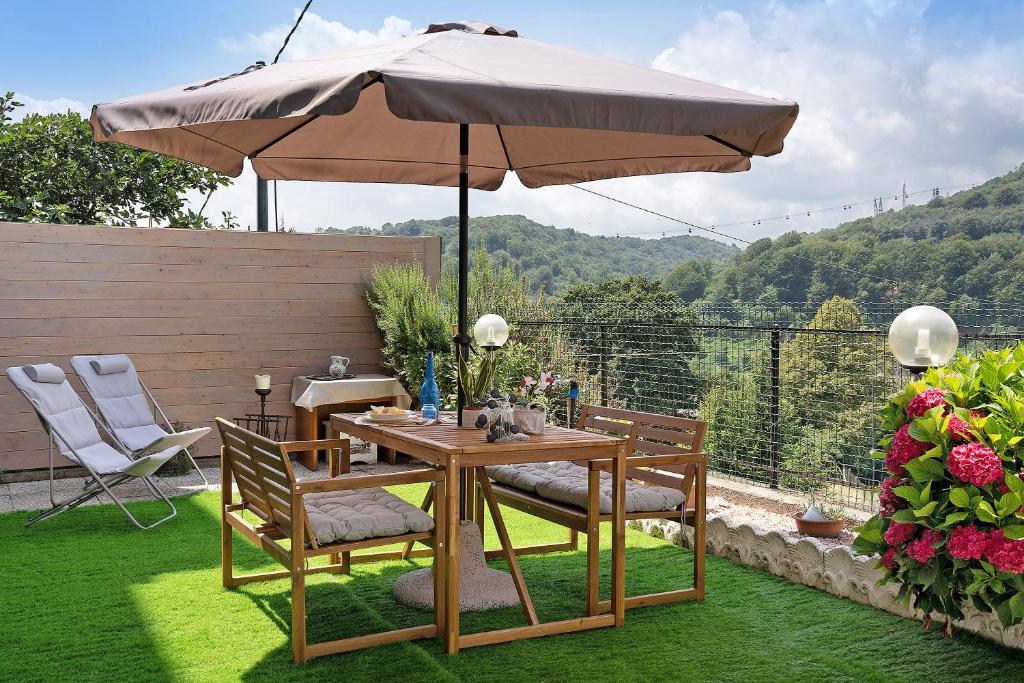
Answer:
670, 164, 1024, 305
319, 214, 738, 295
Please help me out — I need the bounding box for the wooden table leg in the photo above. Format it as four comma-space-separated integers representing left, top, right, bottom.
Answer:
611, 446, 626, 628
476, 467, 538, 625
445, 456, 461, 655
295, 406, 318, 470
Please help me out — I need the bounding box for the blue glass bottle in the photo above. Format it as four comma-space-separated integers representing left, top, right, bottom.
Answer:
419, 352, 440, 421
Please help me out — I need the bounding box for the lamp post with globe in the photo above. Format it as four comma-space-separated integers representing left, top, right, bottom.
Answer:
887, 305, 959, 377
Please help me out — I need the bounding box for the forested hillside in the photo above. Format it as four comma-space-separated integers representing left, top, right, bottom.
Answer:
324, 164, 1023, 305
667, 164, 1024, 305
320, 214, 738, 294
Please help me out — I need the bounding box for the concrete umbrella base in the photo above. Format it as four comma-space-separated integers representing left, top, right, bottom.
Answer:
393, 521, 521, 612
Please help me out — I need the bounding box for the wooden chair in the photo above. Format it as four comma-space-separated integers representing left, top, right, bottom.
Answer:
486, 404, 707, 615
216, 418, 446, 663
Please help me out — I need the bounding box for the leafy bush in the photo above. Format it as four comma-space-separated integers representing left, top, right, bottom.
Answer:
365, 250, 565, 410
0, 91, 231, 227
159, 421, 198, 477
364, 261, 452, 401
854, 344, 1024, 632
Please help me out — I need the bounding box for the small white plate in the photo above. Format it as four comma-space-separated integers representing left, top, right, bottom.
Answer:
364, 410, 415, 423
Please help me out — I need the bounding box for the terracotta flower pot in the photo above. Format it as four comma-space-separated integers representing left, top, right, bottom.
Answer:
793, 514, 844, 538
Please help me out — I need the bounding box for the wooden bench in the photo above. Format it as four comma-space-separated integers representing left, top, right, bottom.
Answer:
216, 418, 446, 663
487, 404, 707, 615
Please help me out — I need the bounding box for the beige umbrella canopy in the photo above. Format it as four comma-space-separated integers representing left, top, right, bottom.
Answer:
92, 20, 798, 190
92, 19, 798, 435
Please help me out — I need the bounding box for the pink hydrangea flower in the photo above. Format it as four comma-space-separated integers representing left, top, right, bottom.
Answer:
985, 530, 1024, 574
885, 424, 930, 475
905, 529, 943, 564
946, 414, 971, 442
946, 524, 990, 560
881, 547, 899, 571
879, 476, 907, 519
907, 388, 946, 418
884, 521, 917, 546
947, 442, 1004, 486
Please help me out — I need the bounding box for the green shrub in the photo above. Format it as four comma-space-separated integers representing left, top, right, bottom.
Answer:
855, 344, 1024, 631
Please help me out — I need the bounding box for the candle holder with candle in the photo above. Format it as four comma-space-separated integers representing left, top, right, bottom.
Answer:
254, 374, 272, 437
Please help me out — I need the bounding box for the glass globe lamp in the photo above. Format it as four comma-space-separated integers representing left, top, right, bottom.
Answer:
887, 305, 958, 373
473, 314, 509, 350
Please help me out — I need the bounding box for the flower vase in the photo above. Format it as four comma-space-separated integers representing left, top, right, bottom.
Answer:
419, 352, 440, 418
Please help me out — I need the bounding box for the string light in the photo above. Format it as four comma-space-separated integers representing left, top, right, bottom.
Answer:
602, 182, 973, 239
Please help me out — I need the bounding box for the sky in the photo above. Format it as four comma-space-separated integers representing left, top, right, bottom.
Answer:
5, 0, 1024, 243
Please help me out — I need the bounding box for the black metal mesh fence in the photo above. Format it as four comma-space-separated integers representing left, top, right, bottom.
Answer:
508, 300, 1022, 511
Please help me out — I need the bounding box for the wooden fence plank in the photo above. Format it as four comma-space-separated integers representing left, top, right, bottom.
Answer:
0, 222, 434, 475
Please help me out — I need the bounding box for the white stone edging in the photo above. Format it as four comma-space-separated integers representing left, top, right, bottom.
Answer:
631, 517, 1024, 650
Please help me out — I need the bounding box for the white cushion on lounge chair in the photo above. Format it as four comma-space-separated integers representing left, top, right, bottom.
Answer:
90, 355, 131, 375
486, 461, 686, 514
5, 365, 179, 476
69, 355, 154, 431
304, 487, 434, 544
114, 423, 170, 452
23, 363, 66, 383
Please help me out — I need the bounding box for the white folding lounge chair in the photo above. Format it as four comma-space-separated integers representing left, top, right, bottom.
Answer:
70, 354, 210, 486
6, 363, 205, 529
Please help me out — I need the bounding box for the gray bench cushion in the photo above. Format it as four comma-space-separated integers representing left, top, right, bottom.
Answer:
304, 487, 434, 544
485, 461, 686, 514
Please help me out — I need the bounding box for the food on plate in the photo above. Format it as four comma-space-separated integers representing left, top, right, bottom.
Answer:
370, 405, 409, 416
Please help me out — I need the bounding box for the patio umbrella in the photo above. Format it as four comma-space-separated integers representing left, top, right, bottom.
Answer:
91, 19, 799, 423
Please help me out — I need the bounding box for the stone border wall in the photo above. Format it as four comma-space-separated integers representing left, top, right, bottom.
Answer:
633, 516, 1024, 650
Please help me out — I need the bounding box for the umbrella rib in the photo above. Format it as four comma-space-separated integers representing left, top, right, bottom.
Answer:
250, 75, 384, 159
704, 135, 751, 157
512, 153, 741, 171
181, 127, 247, 157
250, 115, 320, 159
494, 125, 514, 170
253, 156, 508, 171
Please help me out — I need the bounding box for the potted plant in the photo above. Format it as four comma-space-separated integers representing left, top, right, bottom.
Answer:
795, 492, 846, 538
514, 369, 559, 434
457, 351, 495, 429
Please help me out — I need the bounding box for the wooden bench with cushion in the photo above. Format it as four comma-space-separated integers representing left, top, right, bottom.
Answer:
485, 404, 707, 615
216, 418, 446, 663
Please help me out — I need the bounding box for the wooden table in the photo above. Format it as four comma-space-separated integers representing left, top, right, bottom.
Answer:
329, 413, 628, 654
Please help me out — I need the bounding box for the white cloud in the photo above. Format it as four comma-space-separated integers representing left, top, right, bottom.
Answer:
219, 12, 420, 60
11, 93, 89, 119
154, 5, 1024, 242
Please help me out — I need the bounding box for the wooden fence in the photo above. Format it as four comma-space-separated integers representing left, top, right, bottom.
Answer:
0, 222, 440, 476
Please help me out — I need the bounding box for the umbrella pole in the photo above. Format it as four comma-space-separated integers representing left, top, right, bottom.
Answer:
457, 123, 470, 519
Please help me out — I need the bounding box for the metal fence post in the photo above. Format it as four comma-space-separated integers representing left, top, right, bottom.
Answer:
769, 329, 781, 490
599, 324, 609, 406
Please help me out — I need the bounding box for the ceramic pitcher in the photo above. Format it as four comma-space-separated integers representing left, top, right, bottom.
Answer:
329, 356, 350, 377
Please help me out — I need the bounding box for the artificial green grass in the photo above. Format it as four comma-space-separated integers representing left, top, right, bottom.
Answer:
1, 487, 1022, 683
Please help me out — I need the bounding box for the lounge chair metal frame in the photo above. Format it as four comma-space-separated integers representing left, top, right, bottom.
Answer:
27, 394, 177, 530
71, 355, 209, 487
216, 418, 446, 663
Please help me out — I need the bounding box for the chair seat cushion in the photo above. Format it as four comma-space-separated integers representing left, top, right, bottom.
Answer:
113, 424, 169, 452
304, 487, 434, 545
485, 461, 686, 514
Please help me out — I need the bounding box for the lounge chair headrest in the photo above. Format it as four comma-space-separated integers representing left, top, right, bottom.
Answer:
23, 363, 66, 384
90, 355, 131, 375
